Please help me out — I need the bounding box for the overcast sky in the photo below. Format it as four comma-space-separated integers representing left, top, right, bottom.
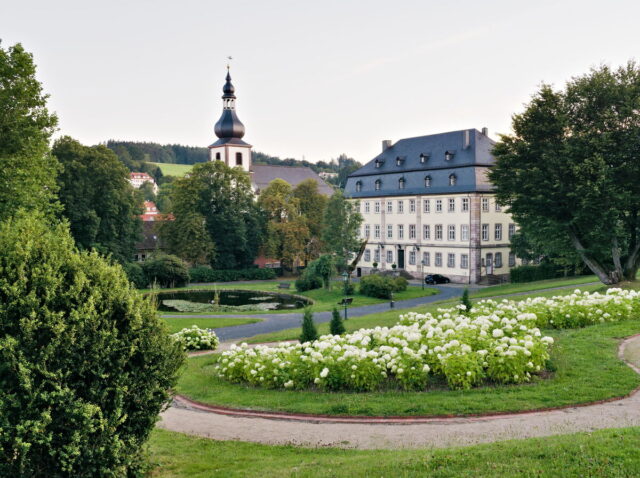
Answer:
2, 0, 640, 163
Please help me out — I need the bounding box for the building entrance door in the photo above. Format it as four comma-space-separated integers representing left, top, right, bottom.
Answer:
398, 249, 405, 269
486, 253, 494, 275
356, 267, 362, 277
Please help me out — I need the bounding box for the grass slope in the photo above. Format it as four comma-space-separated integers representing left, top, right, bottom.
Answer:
149, 427, 640, 478
150, 162, 194, 177
176, 320, 640, 416
470, 275, 598, 298
162, 317, 260, 334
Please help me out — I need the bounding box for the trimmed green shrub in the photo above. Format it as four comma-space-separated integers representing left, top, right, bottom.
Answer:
330, 307, 346, 335
359, 274, 408, 299
142, 253, 190, 288
123, 261, 147, 288
295, 273, 323, 292
461, 288, 473, 314
295, 255, 335, 292
343, 282, 355, 295
509, 263, 560, 283
299, 307, 318, 343
189, 266, 277, 283
0, 212, 184, 477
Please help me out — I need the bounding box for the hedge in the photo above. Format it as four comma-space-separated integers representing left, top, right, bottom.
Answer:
189, 266, 277, 283
509, 263, 561, 283
359, 274, 408, 299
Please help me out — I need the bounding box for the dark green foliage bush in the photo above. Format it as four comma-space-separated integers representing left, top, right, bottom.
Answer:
0, 212, 185, 477
295, 255, 334, 292
189, 266, 277, 283
295, 273, 323, 292
461, 288, 473, 314
509, 263, 561, 283
359, 274, 408, 299
123, 261, 147, 288
329, 307, 346, 335
343, 282, 355, 295
142, 254, 190, 288
299, 307, 318, 343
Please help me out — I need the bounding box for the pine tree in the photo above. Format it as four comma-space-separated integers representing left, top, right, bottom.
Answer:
461, 288, 473, 314
329, 306, 346, 335
299, 307, 318, 343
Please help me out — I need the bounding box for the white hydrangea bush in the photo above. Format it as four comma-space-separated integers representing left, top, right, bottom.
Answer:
172, 325, 219, 351
216, 289, 640, 392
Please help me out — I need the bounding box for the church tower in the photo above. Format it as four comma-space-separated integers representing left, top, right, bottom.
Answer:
208, 67, 252, 171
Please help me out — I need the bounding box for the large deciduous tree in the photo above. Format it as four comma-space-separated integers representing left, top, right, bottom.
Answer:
0, 42, 60, 220
169, 161, 263, 269
0, 211, 184, 476
293, 178, 328, 262
322, 190, 363, 272
53, 137, 142, 263
490, 62, 640, 284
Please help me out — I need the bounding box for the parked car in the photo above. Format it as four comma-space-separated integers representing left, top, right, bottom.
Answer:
424, 274, 451, 284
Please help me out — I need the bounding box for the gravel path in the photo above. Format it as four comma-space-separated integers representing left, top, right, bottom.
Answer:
158, 334, 640, 450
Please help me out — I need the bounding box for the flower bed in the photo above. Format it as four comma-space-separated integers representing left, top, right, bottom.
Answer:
172, 326, 219, 351
216, 289, 640, 392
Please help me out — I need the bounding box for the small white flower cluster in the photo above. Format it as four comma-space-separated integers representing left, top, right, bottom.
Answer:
172, 325, 219, 351
216, 289, 640, 392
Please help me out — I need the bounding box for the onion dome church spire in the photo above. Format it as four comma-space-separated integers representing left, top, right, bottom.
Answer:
208, 63, 252, 171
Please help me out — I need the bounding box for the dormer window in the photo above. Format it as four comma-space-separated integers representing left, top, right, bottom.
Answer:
375, 179, 382, 190
445, 150, 455, 161
396, 156, 405, 166
398, 177, 405, 189
420, 153, 430, 163
449, 174, 457, 186
375, 159, 384, 168
355, 181, 362, 192
424, 175, 432, 187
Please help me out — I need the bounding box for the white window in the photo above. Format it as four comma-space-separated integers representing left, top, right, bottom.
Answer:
374, 201, 380, 214
398, 224, 404, 239
462, 198, 469, 212
409, 224, 416, 239
425, 176, 432, 187
435, 252, 443, 267
364, 249, 371, 262
423, 225, 431, 240
495, 252, 503, 268
398, 201, 404, 213
482, 224, 489, 241
435, 224, 443, 240
355, 201, 361, 213
398, 178, 405, 189
448, 224, 456, 241
409, 199, 416, 213
422, 251, 430, 266
409, 250, 416, 265
461, 254, 469, 269
374, 224, 381, 239
355, 181, 362, 192
387, 201, 393, 213
387, 224, 393, 239
461, 224, 469, 241
482, 198, 489, 212
386, 250, 393, 263
364, 201, 370, 213
448, 174, 457, 186
436, 199, 442, 212
375, 159, 382, 168
374, 249, 380, 262
364, 224, 370, 237
495, 224, 502, 241
509, 252, 516, 267
420, 153, 429, 163
495, 203, 502, 212
448, 198, 455, 212
447, 253, 455, 268
423, 199, 430, 213
375, 179, 381, 190
508, 223, 516, 239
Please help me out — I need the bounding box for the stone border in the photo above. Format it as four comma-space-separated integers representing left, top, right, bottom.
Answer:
173, 333, 640, 424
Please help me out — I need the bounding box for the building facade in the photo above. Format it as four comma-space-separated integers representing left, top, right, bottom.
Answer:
344, 129, 518, 284
129, 172, 158, 194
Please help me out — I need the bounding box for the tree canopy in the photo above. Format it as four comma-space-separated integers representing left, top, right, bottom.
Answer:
53, 137, 142, 263
322, 190, 363, 272
490, 62, 640, 284
0, 42, 60, 220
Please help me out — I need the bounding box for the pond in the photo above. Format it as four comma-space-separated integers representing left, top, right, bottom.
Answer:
155, 289, 312, 312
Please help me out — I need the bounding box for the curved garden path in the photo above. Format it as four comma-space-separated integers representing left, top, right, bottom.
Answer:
158, 334, 640, 450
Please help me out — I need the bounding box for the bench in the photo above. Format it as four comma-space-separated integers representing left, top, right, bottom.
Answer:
278, 283, 291, 289
338, 297, 353, 306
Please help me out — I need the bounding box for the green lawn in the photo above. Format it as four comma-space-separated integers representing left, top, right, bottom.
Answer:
153, 282, 439, 316
162, 317, 260, 334
149, 162, 194, 177
175, 319, 640, 416
470, 275, 598, 298
149, 427, 640, 478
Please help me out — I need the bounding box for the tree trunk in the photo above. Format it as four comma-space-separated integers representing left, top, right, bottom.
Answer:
568, 229, 617, 284
623, 241, 640, 281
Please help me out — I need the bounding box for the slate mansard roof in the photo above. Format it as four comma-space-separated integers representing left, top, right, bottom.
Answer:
344, 129, 496, 198
252, 164, 334, 196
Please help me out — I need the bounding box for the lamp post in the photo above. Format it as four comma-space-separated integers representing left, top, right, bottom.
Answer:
421, 259, 425, 290
341, 271, 349, 320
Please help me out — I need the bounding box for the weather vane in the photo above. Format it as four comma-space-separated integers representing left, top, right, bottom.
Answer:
226, 55, 233, 70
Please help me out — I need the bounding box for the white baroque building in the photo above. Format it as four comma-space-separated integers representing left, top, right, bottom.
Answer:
344, 129, 519, 284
